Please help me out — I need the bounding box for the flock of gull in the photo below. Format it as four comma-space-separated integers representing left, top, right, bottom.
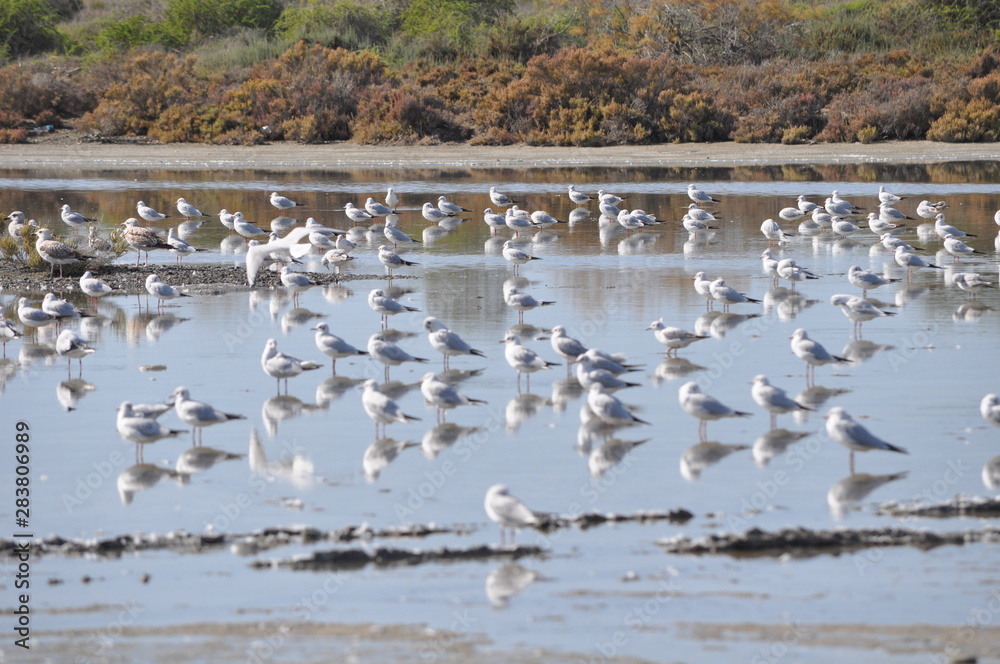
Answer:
2, 179, 999, 534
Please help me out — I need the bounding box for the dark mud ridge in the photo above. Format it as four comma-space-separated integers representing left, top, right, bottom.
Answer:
0, 261, 400, 295
539, 508, 694, 531
658, 525, 1000, 558
253, 544, 547, 570
0, 523, 466, 559
877, 495, 1000, 518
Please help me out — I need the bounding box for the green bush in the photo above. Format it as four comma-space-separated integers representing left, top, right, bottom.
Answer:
275, 0, 396, 50
164, 0, 284, 44
93, 15, 165, 53
0, 0, 62, 58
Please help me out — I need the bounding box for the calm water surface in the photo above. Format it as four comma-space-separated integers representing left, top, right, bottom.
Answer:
2, 162, 1000, 662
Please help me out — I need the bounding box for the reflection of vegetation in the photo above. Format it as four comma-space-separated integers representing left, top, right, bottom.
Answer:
3, 0, 1000, 144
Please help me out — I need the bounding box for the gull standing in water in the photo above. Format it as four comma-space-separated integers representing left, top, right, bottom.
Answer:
344, 202, 374, 225
790, 328, 850, 385
117, 402, 187, 461
60, 204, 96, 229
953, 272, 994, 299
16, 297, 56, 330
760, 218, 793, 245
121, 218, 172, 266
420, 372, 486, 421
166, 227, 200, 263
567, 185, 592, 205
311, 322, 367, 374
145, 274, 190, 312
504, 285, 555, 324
378, 245, 419, 280
710, 278, 761, 312
361, 378, 420, 437
502, 240, 540, 273
693, 272, 716, 309
484, 484, 545, 546
137, 201, 168, 224
942, 234, 983, 262
171, 386, 245, 445
825, 406, 908, 473
587, 383, 650, 434
438, 195, 470, 216
549, 325, 588, 373
878, 185, 904, 205
56, 328, 95, 378
176, 197, 206, 220
279, 266, 317, 305
894, 245, 943, 280
749, 374, 811, 429
934, 213, 974, 239
384, 218, 420, 248
980, 394, 1000, 428
489, 186, 515, 208
367, 332, 429, 380
687, 184, 720, 205
260, 338, 322, 395
270, 192, 304, 211
646, 319, 709, 356
34, 228, 90, 277
502, 331, 558, 391
424, 317, 485, 369
368, 288, 419, 328
678, 381, 752, 440
233, 212, 268, 242
848, 265, 899, 297
483, 208, 507, 235
916, 200, 947, 219
365, 197, 394, 217
830, 294, 894, 337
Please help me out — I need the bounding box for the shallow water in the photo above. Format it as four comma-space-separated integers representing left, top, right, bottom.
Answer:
3, 162, 1000, 662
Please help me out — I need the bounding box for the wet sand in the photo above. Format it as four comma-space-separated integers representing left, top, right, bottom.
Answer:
6, 135, 1000, 170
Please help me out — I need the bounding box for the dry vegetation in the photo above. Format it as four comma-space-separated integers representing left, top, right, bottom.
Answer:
0, 0, 998, 146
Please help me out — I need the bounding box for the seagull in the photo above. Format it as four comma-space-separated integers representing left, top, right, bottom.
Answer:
60, 204, 96, 228
942, 234, 983, 262
41, 292, 88, 321
567, 185, 592, 205
232, 212, 268, 241
760, 218, 792, 245
279, 266, 316, 305
880, 232, 920, 254
847, 265, 899, 296
894, 245, 943, 278
360, 379, 421, 437
587, 383, 650, 433
530, 210, 564, 229
489, 186, 515, 208
824, 197, 860, 217
483, 208, 507, 235
830, 294, 894, 337
383, 218, 420, 247
171, 386, 245, 445
687, 184, 720, 205
501, 331, 558, 390
934, 213, 975, 239
136, 201, 168, 223
577, 348, 641, 375
121, 218, 172, 266
438, 195, 470, 215
16, 297, 56, 329
166, 227, 199, 263
385, 187, 399, 211
778, 207, 805, 222
981, 394, 1000, 429
364, 197, 394, 217
218, 209, 235, 234
710, 278, 761, 312
502, 240, 540, 271
270, 192, 303, 211
117, 402, 187, 459
693, 271, 716, 309
549, 325, 588, 367
420, 372, 486, 418
867, 212, 904, 235
261, 338, 322, 395
4, 210, 26, 237
575, 354, 640, 392
916, 200, 947, 218
55, 328, 95, 377
878, 202, 911, 223
504, 286, 555, 324
424, 317, 485, 369
831, 190, 862, 212
0, 306, 22, 356
790, 328, 850, 385
176, 197, 206, 220
617, 209, 645, 234
952, 272, 994, 299
367, 332, 429, 380
749, 375, 811, 429
311, 322, 367, 374
776, 258, 819, 289
678, 381, 752, 440
646, 319, 709, 357
824, 406, 908, 473
145, 274, 190, 312
420, 201, 452, 223
878, 185, 905, 205
484, 484, 543, 546
368, 288, 419, 327
505, 209, 539, 236
796, 195, 820, 214
34, 228, 90, 277
598, 190, 625, 206
344, 202, 374, 225
377, 244, 418, 278
831, 217, 860, 237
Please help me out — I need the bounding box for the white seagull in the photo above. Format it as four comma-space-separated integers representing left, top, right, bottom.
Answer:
916, 200, 948, 218
166, 227, 199, 263
171, 386, 245, 445
367, 332, 429, 380
270, 192, 303, 211
233, 212, 268, 241
502, 331, 558, 390
55, 328, 95, 377
587, 383, 650, 432
261, 338, 322, 394
384, 218, 420, 247
489, 186, 515, 208
483, 208, 507, 235
942, 234, 983, 262
16, 297, 56, 329
437, 195, 470, 216
830, 294, 894, 337
790, 328, 850, 385
693, 271, 715, 309
145, 274, 189, 312
176, 197, 206, 220
980, 394, 1000, 429
952, 272, 994, 299
646, 319, 709, 356
934, 213, 975, 239
344, 202, 374, 225
311, 322, 367, 374
760, 218, 792, 245
137, 201, 168, 223
484, 483, 543, 545
60, 204, 96, 228
0, 305, 22, 356
502, 240, 540, 271
424, 317, 485, 368
825, 406, 908, 473
686, 184, 720, 205
361, 378, 420, 437
749, 374, 811, 429
420, 372, 485, 417
710, 278, 761, 312
365, 197, 394, 217
678, 381, 752, 440
894, 245, 943, 278
567, 185, 592, 205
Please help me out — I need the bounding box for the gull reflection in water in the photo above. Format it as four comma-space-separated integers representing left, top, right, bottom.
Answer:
117, 464, 187, 505
146, 314, 190, 342
248, 429, 314, 488
827, 471, 908, 520
954, 301, 994, 323
680, 442, 750, 481
793, 385, 850, 425
421, 423, 483, 459
983, 456, 1000, 491
752, 429, 811, 468
175, 446, 244, 475
281, 308, 326, 335
589, 439, 649, 479
316, 376, 366, 408
839, 340, 894, 365
363, 438, 419, 482
506, 393, 550, 433
262, 394, 326, 437
651, 357, 707, 386
486, 562, 542, 608
551, 377, 584, 414
57, 378, 96, 412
